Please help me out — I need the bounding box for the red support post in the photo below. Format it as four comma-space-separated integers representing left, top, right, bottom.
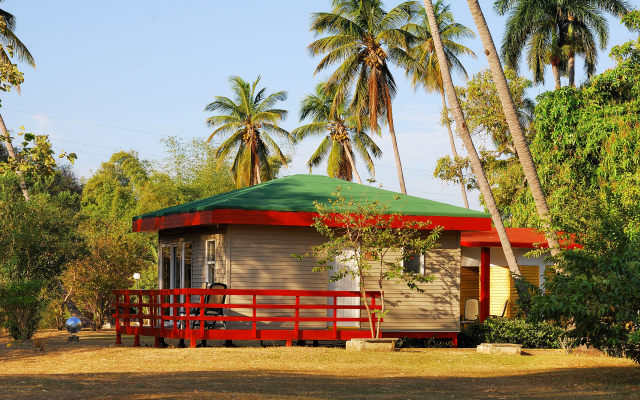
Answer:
252, 295, 257, 338
332, 296, 338, 339
115, 293, 122, 345
294, 296, 300, 340
480, 247, 491, 322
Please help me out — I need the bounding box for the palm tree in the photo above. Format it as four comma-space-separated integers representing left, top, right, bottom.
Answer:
204, 76, 292, 188
402, 1, 476, 208
0, 3, 36, 201
495, 0, 630, 88
465, 0, 561, 257
421, 0, 524, 282
309, 0, 420, 194
292, 81, 382, 183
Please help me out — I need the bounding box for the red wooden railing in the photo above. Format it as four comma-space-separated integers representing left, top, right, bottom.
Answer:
112, 289, 385, 348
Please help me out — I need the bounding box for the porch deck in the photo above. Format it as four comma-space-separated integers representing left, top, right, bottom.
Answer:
113, 289, 458, 348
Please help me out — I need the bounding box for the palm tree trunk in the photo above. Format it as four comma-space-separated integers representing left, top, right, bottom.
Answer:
466, 0, 560, 258
0, 113, 29, 201
343, 141, 362, 184
380, 83, 407, 194
440, 88, 469, 209
551, 63, 562, 90
423, 0, 522, 281
568, 52, 575, 87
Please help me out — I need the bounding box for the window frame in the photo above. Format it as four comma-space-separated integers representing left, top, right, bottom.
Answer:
205, 239, 216, 284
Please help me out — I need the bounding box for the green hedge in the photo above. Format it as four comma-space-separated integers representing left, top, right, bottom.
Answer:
0, 280, 47, 340
458, 318, 563, 349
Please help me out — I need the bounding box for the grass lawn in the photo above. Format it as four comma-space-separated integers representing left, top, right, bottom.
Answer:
0, 330, 638, 399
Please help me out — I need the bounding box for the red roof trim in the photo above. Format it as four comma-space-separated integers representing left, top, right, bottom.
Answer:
132, 209, 491, 233
461, 228, 549, 249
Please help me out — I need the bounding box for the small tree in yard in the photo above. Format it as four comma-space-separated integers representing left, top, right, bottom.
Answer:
295, 185, 442, 338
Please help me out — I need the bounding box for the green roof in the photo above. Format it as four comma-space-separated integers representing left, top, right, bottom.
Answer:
133, 174, 489, 221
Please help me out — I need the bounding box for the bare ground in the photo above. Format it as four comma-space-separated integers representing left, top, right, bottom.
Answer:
0, 330, 638, 399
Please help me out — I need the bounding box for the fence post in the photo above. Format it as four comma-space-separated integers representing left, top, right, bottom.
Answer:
333, 296, 338, 339
252, 295, 257, 338
294, 296, 300, 341
115, 292, 121, 345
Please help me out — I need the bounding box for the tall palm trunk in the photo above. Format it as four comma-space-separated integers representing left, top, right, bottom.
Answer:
342, 141, 362, 184
466, 0, 560, 257
250, 139, 261, 186
551, 62, 562, 90
440, 88, 469, 209
383, 92, 407, 194
423, 0, 522, 281
567, 51, 576, 86
0, 113, 29, 201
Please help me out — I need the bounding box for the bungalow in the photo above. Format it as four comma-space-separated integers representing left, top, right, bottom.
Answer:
116, 174, 545, 347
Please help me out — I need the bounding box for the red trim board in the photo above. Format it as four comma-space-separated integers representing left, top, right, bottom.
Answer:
132, 209, 491, 232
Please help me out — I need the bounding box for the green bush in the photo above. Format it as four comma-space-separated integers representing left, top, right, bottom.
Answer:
0, 280, 47, 340
458, 318, 563, 349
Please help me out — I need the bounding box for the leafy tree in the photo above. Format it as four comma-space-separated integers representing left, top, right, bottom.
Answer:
64, 220, 153, 329
402, 0, 476, 207
526, 173, 640, 363
292, 81, 382, 183
0, 4, 35, 201
507, 12, 640, 228
309, 0, 419, 194
204, 76, 292, 188
494, 0, 630, 88
433, 69, 535, 225
295, 185, 442, 338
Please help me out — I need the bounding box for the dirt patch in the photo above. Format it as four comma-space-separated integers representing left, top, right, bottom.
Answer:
0, 330, 638, 399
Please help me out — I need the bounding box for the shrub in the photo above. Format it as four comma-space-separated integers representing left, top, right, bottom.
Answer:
0, 280, 47, 340
458, 318, 563, 349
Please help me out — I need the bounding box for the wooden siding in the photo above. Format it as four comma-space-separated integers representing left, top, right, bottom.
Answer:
228, 226, 461, 332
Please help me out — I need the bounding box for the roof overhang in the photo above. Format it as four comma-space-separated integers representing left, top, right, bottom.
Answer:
132, 209, 492, 233
461, 228, 550, 249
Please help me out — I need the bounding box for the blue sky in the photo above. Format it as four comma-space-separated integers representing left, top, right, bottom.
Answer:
2, 1, 637, 210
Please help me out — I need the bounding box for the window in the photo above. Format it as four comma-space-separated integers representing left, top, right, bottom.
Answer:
206, 240, 216, 284
403, 253, 424, 275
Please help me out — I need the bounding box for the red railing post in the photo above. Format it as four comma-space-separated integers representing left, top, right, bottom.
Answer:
333, 296, 338, 339
252, 295, 257, 338
115, 292, 121, 345
199, 294, 205, 338
294, 296, 300, 340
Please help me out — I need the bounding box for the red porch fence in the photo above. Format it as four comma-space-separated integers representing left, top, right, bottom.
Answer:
112, 289, 458, 348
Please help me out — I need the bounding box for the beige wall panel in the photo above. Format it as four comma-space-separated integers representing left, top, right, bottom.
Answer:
228, 225, 461, 332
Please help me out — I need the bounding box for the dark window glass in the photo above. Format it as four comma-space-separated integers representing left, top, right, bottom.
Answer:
404, 254, 422, 274
174, 247, 181, 289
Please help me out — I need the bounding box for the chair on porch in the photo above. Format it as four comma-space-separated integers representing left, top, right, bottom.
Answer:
460, 299, 479, 328
489, 300, 509, 319
191, 282, 227, 330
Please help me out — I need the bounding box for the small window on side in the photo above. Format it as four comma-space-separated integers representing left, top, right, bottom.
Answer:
403, 253, 423, 274
206, 240, 216, 284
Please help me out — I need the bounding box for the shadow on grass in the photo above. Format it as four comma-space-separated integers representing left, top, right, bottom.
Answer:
2, 366, 640, 399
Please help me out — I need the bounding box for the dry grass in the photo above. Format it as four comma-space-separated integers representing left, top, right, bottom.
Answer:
0, 329, 638, 399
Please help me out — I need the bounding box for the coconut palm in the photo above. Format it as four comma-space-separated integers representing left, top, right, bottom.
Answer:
421, 0, 524, 283
292, 81, 382, 183
205, 76, 292, 188
402, 1, 476, 208
465, 0, 562, 259
0, 3, 35, 201
495, 0, 630, 88
309, 0, 420, 194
